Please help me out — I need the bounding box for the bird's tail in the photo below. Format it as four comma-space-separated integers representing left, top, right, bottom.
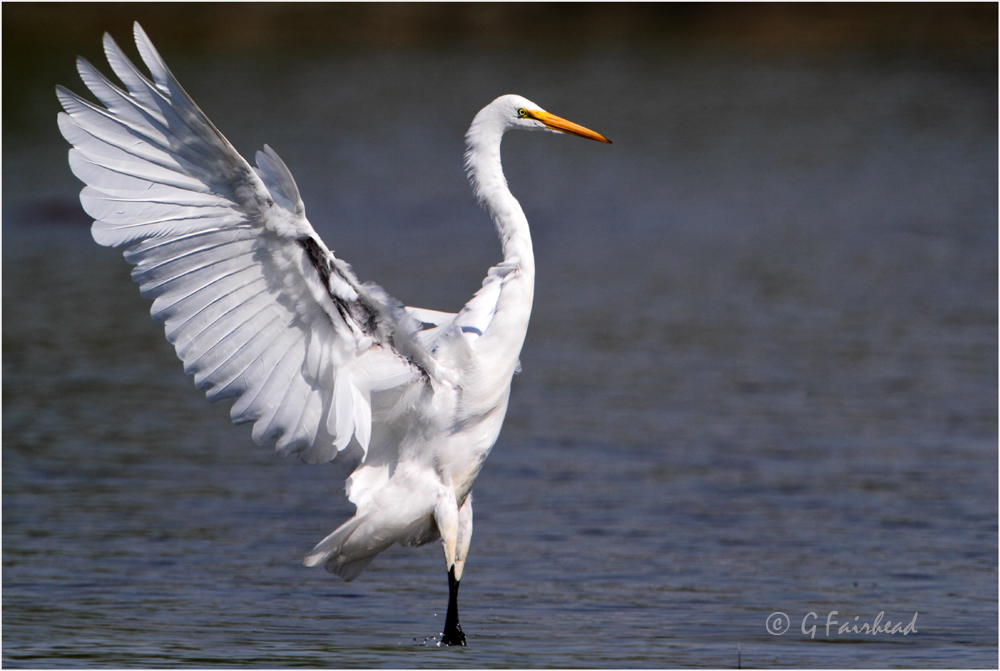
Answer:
303, 514, 381, 581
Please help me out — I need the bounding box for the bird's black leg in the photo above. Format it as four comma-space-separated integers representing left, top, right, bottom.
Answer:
440, 565, 466, 646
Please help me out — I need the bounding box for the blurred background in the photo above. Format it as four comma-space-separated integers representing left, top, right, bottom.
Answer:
4, 3, 996, 668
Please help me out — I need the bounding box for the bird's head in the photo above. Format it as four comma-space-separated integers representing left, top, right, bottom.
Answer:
491, 94, 611, 144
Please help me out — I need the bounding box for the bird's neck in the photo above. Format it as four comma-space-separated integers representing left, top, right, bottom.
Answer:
464, 122, 534, 273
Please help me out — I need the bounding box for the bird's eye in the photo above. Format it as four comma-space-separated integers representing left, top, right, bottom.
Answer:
517, 108, 528, 118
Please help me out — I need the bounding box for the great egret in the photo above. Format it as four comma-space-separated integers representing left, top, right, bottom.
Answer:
57, 23, 610, 646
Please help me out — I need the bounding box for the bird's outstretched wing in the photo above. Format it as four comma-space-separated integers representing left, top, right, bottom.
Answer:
57, 22, 431, 464
406, 257, 521, 350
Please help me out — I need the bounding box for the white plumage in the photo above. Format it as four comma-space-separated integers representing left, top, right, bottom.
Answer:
58, 22, 609, 645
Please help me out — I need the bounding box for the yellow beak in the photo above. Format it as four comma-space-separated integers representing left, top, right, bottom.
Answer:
527, 110, 612, 144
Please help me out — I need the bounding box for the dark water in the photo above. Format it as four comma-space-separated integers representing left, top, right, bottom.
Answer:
4, 44, 997, 668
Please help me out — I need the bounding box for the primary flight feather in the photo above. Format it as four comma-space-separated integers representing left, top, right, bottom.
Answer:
57, 22, 610, 646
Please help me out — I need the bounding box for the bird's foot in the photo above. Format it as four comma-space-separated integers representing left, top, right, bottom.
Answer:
439, 622, 466, 647
439, 564, 466, 646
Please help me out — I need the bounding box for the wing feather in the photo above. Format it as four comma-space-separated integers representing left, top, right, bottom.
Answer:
330, 374, 356, 451
409, 257, 521, 359
456, 258, 520, 337
57, 22, 424, 460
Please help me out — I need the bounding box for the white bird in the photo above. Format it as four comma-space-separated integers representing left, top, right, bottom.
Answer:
57, 22, 610, 646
